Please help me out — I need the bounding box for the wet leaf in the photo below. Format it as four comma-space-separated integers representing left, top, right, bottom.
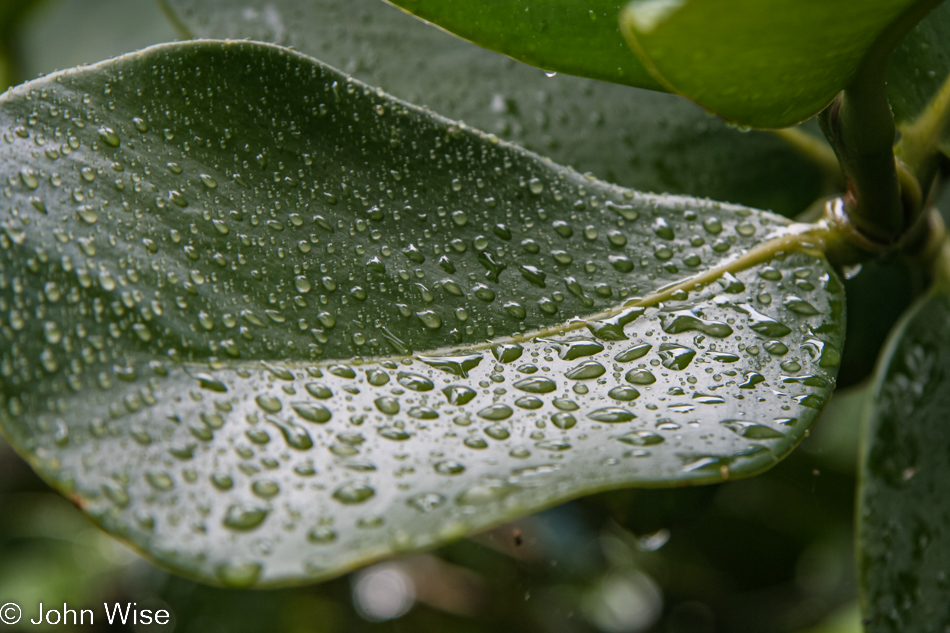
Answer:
0, 41, 844, 586
858, 288, 950, 631
157, 0, 825, 216
621, 0, 929, 128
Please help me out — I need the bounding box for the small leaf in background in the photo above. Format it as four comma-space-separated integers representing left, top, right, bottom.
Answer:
13, 0, 177, 83
0, 40, 844, 586
157, 0, 826, 217
621, 0, 927, 128
0, 0, 48, 92
859, 287, 950, 631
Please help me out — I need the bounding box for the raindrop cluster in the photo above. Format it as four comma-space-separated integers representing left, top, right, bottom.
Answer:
0, 42, 844, 587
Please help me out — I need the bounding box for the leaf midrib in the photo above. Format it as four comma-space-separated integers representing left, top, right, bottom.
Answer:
153, 219, 830, 372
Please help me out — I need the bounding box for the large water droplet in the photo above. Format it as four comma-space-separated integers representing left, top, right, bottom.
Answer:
98, 126, 120, 147
223, 503, 269, 530
491, 343, 523, 363
434, 460, 466, 475
540, 337, 604, 360
617, 431, 665, 446
333, 482, 376, 504
565, 360, 607, 380
443, 385, 477, 405
408, 492, 446, 513
626, 369, 656, 385
739, 305, 792, 337
662, 309, 733, 338
291, 403, 331, 423
615, 342, 652, 362
513, 376, 557, 394
397, 372, 434, 391
419, 353, 483, 377
588, 407, 636, 423
657, 343, 696, 370
216, 562, 262, 588
551, 412, 576, 429
478, 404, 513, 420
722, 420, 784, 439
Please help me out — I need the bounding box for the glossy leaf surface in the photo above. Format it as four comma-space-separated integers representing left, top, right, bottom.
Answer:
0, 41, 844, 586
858, 288, 950, 631
379, 0, 661, 90
621, 0, 922, 128
157, 0, 826, 217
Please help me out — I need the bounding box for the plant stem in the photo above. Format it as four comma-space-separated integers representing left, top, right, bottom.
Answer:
819, 0, 944, 248
821, 67, 904, 244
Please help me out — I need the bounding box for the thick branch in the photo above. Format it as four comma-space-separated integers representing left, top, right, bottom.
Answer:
819, 0, 944, 247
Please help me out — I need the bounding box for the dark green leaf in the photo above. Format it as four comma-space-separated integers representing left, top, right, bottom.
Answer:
157, 0, 826, 216
858, 287, 950, 631
621, 0, 925, 128
0, 41, 844, 586
888, 1, 950, 154
0, 0, 49, 91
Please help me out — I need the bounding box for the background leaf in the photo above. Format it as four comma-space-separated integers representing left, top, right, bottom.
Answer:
621, 0, 928, 128
858, 285, 950, 631
0, 0, 49, 92
157, 0, 827, 217
13, 0, 177, 85
887, 1, 950, 154
0, 40, 844, 586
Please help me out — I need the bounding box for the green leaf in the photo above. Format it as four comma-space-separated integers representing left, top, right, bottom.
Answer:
858, 287, 950, 631
379, 0, 662, 91
1, 0, 48, 92
888, 1, 950, 154
621, 0, 926, 128
156, 0, 827, 217
0, 40, 844, 587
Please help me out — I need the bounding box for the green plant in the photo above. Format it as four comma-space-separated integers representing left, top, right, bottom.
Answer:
1, 0, 949, 629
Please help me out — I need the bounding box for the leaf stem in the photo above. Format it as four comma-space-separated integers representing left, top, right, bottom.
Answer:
896, 69, 950, 189
933, 231, 950, 290
155, 0, 196, 39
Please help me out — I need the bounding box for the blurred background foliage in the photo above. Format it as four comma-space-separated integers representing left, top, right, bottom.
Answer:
0, 0, 941, 631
